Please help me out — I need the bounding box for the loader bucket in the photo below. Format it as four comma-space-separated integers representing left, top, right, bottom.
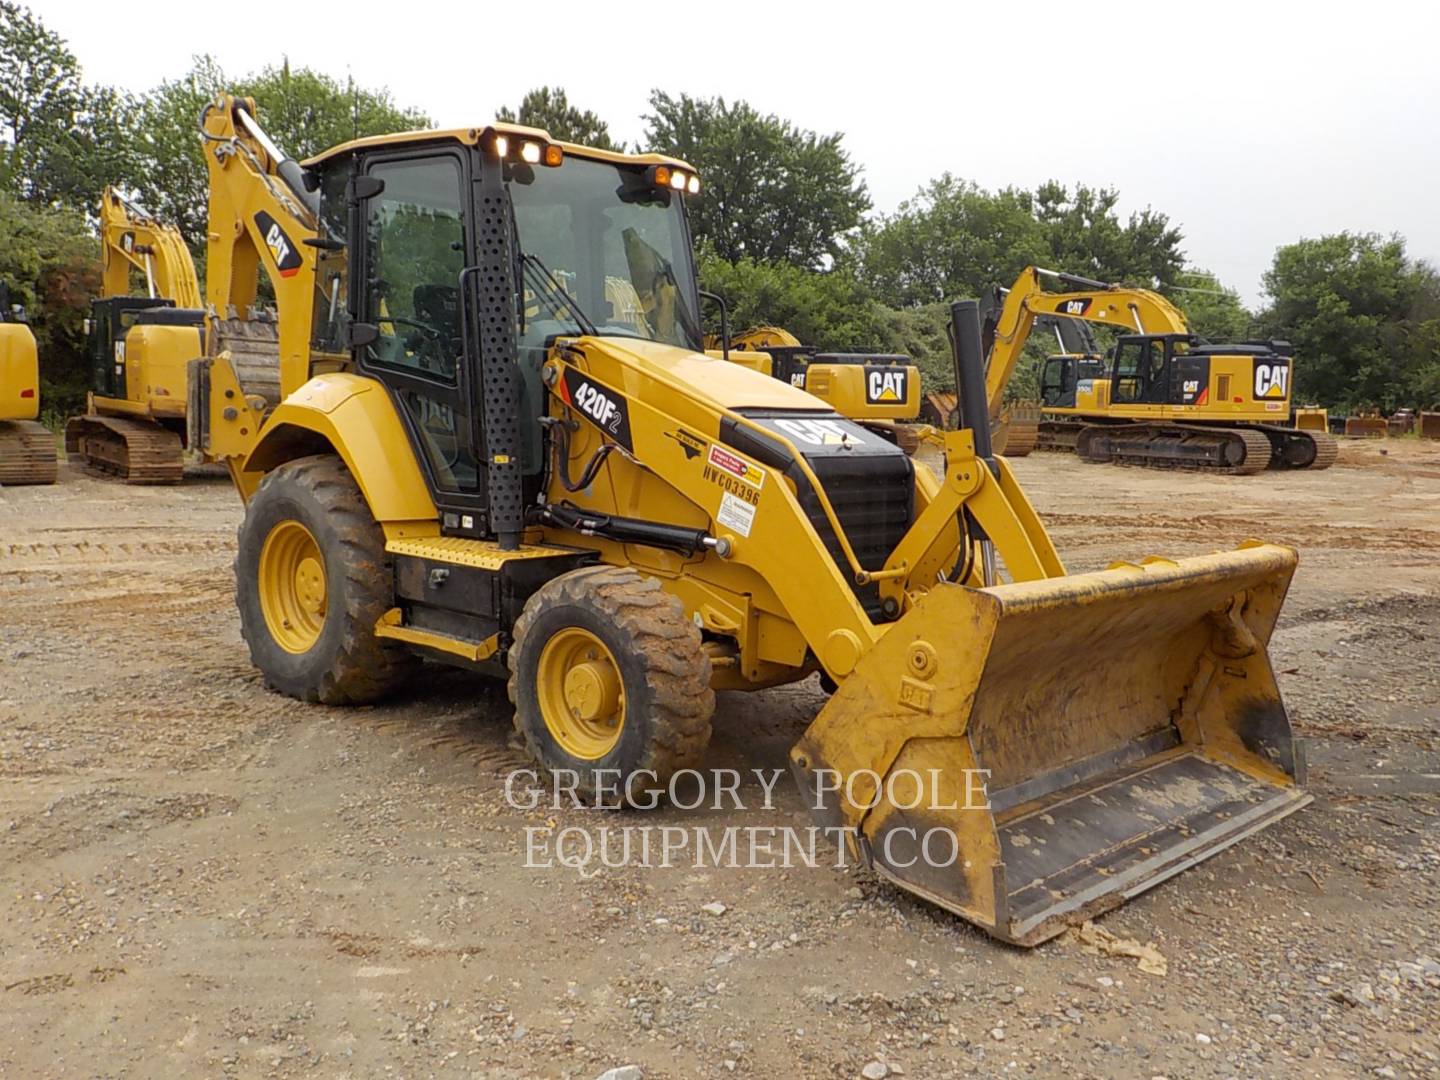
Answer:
791, 542, 1310, 946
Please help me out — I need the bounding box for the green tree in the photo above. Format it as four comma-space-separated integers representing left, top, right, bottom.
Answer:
25, 83, 140, 211
856, 175, 1046, 306
129, 55, 227, 246
1033, 182, 1184, 287
1260, 232, 1438, 410
239, 62, 429, 161
1165, 269, 1254, 341
857, 177, 1188, 308
874, 302, 955, 391
0, 1, 79, 195
0, 3, 139, 211
699, 252, 889, 354
497, 87, 617, 150
0, 189, 97, 415
642, 92, 870, 270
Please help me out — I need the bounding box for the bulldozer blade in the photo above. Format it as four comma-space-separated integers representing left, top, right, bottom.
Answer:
791, 542, 1310, 946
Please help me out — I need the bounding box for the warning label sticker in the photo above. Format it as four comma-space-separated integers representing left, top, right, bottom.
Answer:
705, 445, 764, 490
717, 491, 756, 538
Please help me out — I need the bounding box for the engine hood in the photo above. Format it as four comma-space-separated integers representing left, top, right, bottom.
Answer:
565, 335, 829, 414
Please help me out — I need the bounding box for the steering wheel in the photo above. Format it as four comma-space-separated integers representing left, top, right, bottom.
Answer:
385, 315, 456, 376
387, 315, 442, 339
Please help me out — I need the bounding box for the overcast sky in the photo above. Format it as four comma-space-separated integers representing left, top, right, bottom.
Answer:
36, 0, 1440, 306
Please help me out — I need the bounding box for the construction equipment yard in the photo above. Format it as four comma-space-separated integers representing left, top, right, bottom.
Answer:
2, 440, 1436, 1079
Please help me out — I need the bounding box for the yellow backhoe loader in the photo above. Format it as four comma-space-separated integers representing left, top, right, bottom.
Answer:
984, 267, 1337, 473
0, 284, 57, 485
190, 94, 1310, 946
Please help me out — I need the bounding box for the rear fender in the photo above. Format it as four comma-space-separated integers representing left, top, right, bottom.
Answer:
241, 373, 437, 529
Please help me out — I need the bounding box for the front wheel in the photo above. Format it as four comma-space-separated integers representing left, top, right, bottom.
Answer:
508, 566, 714, 804
235, 454, 418, 704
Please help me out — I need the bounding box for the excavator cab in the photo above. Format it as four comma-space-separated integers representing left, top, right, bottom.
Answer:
1039, 354, 1108, 408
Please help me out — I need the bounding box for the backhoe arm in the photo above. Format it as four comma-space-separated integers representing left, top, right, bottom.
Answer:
199, 93, 322, 399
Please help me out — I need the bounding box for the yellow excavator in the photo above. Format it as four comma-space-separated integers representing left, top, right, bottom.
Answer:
983, 267, 1337, 473
64, 188, 206, 482
0, 284, 57, 485
64, 188, 282, 483
189, 93, 1309, 946
709, 325, 922, 450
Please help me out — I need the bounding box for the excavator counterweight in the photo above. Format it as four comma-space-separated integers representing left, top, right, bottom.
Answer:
0, 285, 57, 485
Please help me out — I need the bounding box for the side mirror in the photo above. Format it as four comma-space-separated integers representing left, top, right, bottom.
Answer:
346, 322, 379, 348
346, 175, 385, 203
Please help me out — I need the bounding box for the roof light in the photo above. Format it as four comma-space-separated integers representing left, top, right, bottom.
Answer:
493, 135, 509, 159
520, 140, 542, 164
543, 144, 564, 167
669, 170, 687, 191
652, 165, 671, 188
686, 174, 701, 195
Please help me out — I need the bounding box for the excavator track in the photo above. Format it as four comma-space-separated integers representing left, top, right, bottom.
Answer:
1034, 419, 1086, 453
0, 420, 58, 485
1252, 423, 1339, 470
1077, 422, 1271, 475
64, 415, 183, 484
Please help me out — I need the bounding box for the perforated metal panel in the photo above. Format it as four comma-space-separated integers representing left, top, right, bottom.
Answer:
474, 160, 524, 547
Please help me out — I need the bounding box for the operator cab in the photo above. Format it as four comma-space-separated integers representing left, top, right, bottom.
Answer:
1109, 333, 1294, 409
1039, 354, 1108, 408
303, 128, 704, 543
1109, 333, 1203, 405
1036, 317, 1108, 408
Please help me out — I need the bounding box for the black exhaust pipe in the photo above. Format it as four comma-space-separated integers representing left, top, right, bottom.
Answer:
950, 299, 998, 586
950, 299, 995, 473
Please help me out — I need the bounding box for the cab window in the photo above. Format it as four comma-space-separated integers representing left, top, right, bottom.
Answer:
362, 156, 466, 380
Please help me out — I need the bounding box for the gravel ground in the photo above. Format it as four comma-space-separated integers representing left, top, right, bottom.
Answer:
1, 438, 1437, 1079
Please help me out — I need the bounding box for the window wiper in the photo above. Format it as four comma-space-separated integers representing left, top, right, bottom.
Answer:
521, 254, 598, 337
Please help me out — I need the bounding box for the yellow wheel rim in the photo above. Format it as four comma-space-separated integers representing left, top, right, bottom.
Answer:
258, 520, 328, 654
536, 627, 625, 760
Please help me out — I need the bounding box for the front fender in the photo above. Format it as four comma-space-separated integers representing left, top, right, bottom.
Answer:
240, 373, 437, 528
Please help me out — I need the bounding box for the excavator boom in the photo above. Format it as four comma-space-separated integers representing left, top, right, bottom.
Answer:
99, 187, 203, 309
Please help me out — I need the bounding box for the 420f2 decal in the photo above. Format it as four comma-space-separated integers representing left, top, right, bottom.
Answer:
559, 368, 635, 450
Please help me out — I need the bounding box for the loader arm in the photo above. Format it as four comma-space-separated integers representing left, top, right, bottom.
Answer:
99, 187, 203, 308
984, 267, 1190, 419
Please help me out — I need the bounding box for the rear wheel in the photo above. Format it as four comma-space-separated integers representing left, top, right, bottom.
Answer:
508, 565, 714, 803
236, 454, 418, 704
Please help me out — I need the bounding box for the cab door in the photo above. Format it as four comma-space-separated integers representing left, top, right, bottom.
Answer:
352, 150, 489, 532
